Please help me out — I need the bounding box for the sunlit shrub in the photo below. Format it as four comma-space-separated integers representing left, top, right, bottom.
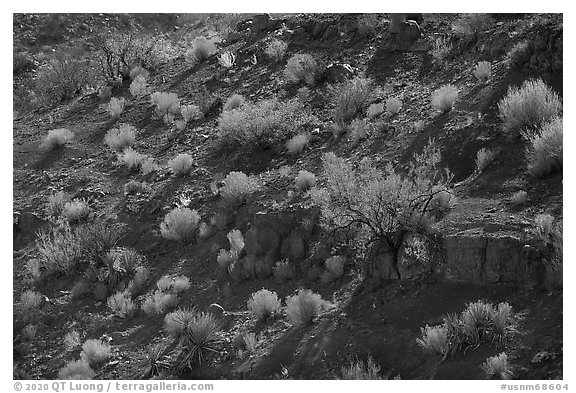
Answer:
129, 75, 150, 98
61, 200, 92, 224
286, 133, 311, 155
482, 353, 513, 380
58, 360, 95, 380
284, 53, 319, 86
295, 170, 317, 191
107, 97, 125, 118
80, 339, 112, 366
40, 128, 74, 150
185, 37, 216, 64
341, 356, 382, 380
118, 147, 147, 171
247, 289, 281, 321
104, 123, 137, 152
220, 171, 261, 204
223, 94, 245, 112
330, 76, 376, 124
286, 289, 325, 327
151, 92, 180, 118
168, 153, 194, 177
160, 207, 201, 241
475, 148, 497, 173
265, 39, 288, 61
524, 117, 562, 178
46, 191, 72, 218
431, 84, 458, 112
473, 61, 492, 83
107, 291, 137, 318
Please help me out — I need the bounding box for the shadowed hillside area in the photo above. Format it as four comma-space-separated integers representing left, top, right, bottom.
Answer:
13, 13, 563, 381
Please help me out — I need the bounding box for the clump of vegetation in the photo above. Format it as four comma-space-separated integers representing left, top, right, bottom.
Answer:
506, 41, 532, 69
46, 191, 72, 218
295, 170, 317, 191
118, 147, 147, 171
286, 133, 311, 155
265, 39, 288, 61
104, 123, 137, 153
341, 356, 382, 380
417, 300, 517, 359
34, 54, 97, 107
510, 190, 528, 206
129, 75, 150, 98
220, 171, 261, 204
366, 103, 385, 119
497, 79, 562, 137
473, 61, 492, 83
223, 94, 245, 112
181, 104, 203, 122
523, 116, 562, 178
330, 76, 376, 124
482, 353, 513, 380
160, 207, 201, 242
247, 289, 281, 322
151, 92, 181, 119
325, 255, 345, 280
129, 66, 149, 81
168, 153, 194, 177
227, 229, 245, 253
385, 97, 402, 116
164, 310, 221, 369
284, 53, 319, 86
349, 118, 370, 145
18, 290, 44, 311
142, 291, 179, 316
452, 13, 494, 38
475, 148, 497, 173
286, 289, 325, 327
273, 259, 295, 282
61, 200, 92, 224
314, 140, 453, 278
58, 359, 96, 380
107, 97, 125, 118
107, 291, 137, 318
40, 128, 74, 150
430, 36, 452, 64
80, 339, 112, 366
534, 213, 555, 239
217, 98, 314, 151
64, 331, 82, 351
156, 275, 191, 294
185, 36, 216, 64
431, 84, 458, 112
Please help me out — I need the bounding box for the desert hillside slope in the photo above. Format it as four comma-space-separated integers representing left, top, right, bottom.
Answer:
13, 13, 562, 380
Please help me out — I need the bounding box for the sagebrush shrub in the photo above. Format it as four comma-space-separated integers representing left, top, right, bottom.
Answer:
497, 79, 562, 136
104, 123, 137, 152
217, 98, 314, 151
142, 291, 179, 316
107, 291, 137, 318
129, 75, 150, 98
160, 207, 201, 241
247, 289, 281, 321
524, 117, 562, 178
168, 153, 194, 176
386, 97, 402, 116
156, 275, 190, 294
185, 37, 216, 64
80, 339, 112, 366
366, 103, 385, 119
129, 66, 150, 81
118, 147, 147, 171
452, 14, 494, 38
341, 356, 382, 380
284, 53, 319, 86
227, 229, 245, 253
325, 256, 345, 279
273, 259, 295, 282
19, 290, 44, 310
40, 128, 74, 150
315, 141, 453, 277
474, 61, 492, 83
151, 92, 180, 118
181, 104, 203, 123
510, 190, 527, 206
475, 148, 497, 173
107, 97, 125, 118
286, 289, 325, 327
35, 225, 83, 274
34, 54, 97, 107
223, 94, 245, 112
295, 170, 317, 191
265, 39, 288, 61
220, 171, 260, 204
58, 359, 95, 380
330, 76, 375, 124
431, 84, 458, 112
96, 32, 176, 81
286, 133, 311, 155
46, 191, 72, 218
217, 249, 237, 270
430, 36, 452, 64
349, 118, 370, 145
62, 200, 92, 224
482, 353, 513, 380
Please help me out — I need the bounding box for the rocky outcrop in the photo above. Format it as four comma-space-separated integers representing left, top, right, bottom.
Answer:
443, 231, 544, 287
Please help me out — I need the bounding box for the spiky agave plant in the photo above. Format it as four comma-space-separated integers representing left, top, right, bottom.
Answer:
164, 309, 222, 371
